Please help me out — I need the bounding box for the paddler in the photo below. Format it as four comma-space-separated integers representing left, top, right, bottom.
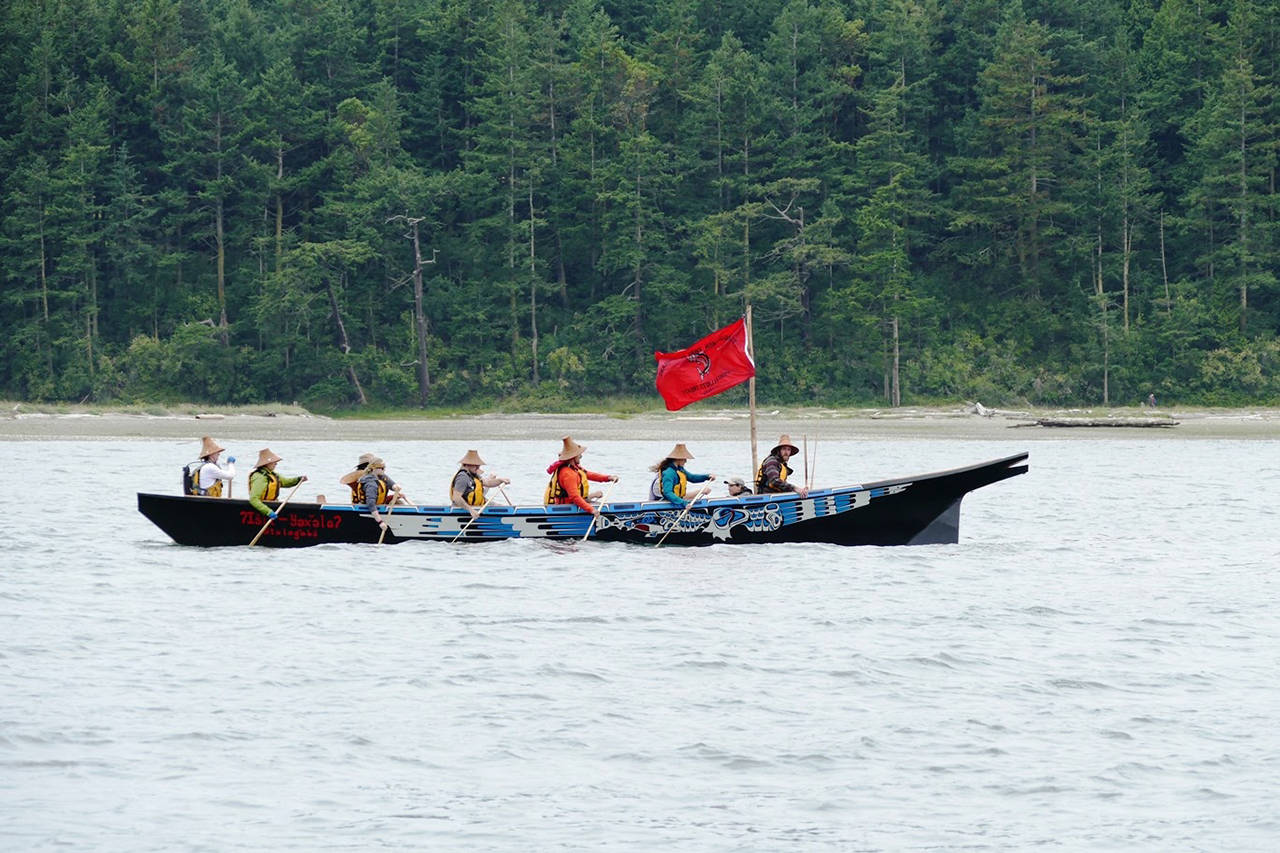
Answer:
354, 457, 413, 532
451, 449, 511, 518
339, 452, 378, 502
247, 448, 308, 519
544, 435, 618, 517
755, 434, 808, 498
185, 435, 236, 497
647, 443, 714, 506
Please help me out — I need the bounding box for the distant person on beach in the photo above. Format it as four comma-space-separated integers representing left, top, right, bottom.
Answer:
756, 434, 808, 498
648, 443, 714, 506
247, 448, 308, 519
725, 476, 753, 497
1147, 392, 1157, 408
544, 436, 618, 517
452, 449, 511, 517
184, 436, 236, 497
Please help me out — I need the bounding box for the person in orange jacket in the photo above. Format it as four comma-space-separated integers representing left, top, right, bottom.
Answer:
543, 435, 618, 517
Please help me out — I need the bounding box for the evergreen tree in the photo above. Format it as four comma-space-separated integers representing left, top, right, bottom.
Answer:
1182, 0, 1278, 334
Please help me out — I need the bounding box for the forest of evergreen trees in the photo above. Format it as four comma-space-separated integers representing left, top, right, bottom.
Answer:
1, 0, 1277, 409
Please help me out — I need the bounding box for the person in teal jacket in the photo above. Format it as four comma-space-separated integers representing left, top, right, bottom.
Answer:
647, 443, 714, 506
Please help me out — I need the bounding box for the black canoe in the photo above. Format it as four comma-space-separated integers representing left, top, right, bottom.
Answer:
137, 452, 1028, 548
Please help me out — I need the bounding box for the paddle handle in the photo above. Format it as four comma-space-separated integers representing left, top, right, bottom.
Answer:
451, 496, 494, 542
248, 480, 305, 547
377, 493, 402, 545
655, 486, 710, 548
580, 477, 619, 542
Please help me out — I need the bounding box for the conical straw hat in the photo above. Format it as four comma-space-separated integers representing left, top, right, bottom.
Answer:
339, 452, 378, 486
459, 449, 486, 466
770, 435, 799, 455
254, 448, 282, 468
663, 442, 694, 461
557, 435, 587, 461
199, 436, 224, 458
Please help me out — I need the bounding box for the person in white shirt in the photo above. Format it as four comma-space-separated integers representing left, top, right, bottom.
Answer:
187, 436, 236, 497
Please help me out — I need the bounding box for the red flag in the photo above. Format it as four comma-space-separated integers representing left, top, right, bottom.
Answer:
654, 317, 756, 410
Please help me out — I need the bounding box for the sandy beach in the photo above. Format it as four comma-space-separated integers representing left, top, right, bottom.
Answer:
2, 405, 1277, 441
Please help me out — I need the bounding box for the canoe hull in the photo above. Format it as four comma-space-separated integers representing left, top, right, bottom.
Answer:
137, 452, 1028, 548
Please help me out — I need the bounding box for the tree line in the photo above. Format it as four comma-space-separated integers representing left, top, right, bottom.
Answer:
1, 0, 1277, 409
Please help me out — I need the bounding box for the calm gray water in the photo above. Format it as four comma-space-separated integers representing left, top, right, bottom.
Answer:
2, 436, 1278, 851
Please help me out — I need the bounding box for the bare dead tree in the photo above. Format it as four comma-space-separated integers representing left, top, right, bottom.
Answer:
388, 215, 438, 406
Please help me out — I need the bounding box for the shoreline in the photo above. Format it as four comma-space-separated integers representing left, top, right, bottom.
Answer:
2, 405, 1277, 441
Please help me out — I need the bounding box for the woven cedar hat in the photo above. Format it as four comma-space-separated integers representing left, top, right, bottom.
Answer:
339, 452, 378, 486
663, 443, 694, 461
770, 434, 799, 456
199, 436, 225, 459
557, 435, 587, 461
254, 448, 282, 468
459, 449, 486, 467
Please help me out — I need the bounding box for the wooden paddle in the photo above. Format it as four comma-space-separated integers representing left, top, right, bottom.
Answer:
248, 480, 305, 547
655, 486, 710, 548
377, 492, 403, 546
803, 434, 808, 490
498, 484, 515, 506
580, 477, 619, 542
451, 496, 494, 542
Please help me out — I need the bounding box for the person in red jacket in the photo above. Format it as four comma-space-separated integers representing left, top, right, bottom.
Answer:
543, 436, 618, 517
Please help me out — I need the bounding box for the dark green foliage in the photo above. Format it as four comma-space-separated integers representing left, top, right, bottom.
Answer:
1, 0, 1277, 408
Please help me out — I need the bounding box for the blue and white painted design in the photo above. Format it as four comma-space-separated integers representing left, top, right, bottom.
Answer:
373, 481, 913, 541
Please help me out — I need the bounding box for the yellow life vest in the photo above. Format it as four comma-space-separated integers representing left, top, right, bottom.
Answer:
255, 468, 281, 501
353, 474, 390, 506
206, 480, 224, 498
650, 467, 688, 501
755, 456, 792, 493
453, 469, 485, 506
545, 462, 589, 504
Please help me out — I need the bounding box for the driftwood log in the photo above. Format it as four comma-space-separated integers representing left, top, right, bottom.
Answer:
1013, 418, 1179, 429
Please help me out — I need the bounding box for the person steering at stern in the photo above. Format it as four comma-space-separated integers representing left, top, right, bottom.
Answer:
755, 434, 809, 498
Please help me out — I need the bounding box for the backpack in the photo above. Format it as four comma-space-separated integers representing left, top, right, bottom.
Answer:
182, 460, 204, 496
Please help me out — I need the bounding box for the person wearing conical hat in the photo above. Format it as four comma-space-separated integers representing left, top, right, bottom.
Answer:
544, 435, 618, 516
339, 452, 378, 503
756, 434, 808, 498
451, 449, 511, 517
353, 457, 412, 531
247, 448, 308, 519
647, 442, 715, 507
184, 436, 237, 498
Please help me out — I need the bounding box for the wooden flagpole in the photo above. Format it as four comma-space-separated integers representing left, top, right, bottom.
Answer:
746, 304, 759, 482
